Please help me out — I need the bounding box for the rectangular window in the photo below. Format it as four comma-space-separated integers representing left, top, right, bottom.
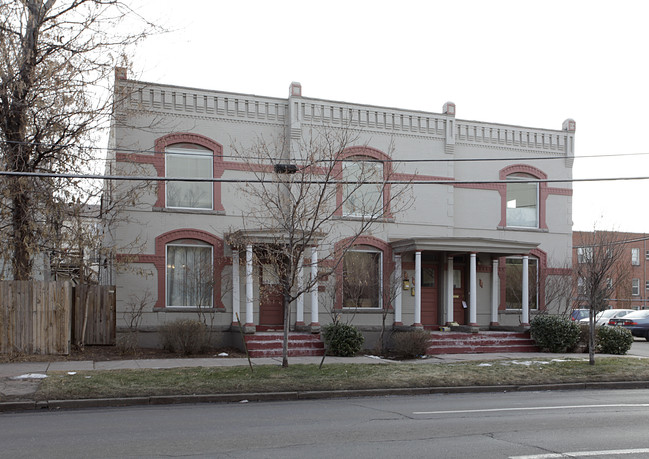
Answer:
577, 277, 586, 295
646, 250, 649, 260
166, 148, 213, 209
343, 160, 383, 217
505, 257, 538, 309
506, 174, 538, 228
577, 247, 593, 264
632, 248, 640, 266
645, 280, 649, 291
166, 244, 213, 307
632, 278, 640, 296
343, 250, 382, 308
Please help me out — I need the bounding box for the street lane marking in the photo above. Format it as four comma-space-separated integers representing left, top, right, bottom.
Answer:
413, 403, 649, 415
510, 448, 649, 458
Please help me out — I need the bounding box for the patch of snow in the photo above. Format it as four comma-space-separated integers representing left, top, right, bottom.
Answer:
477, 363, 492, 367
240, 399, 249, 403
217, 353, 229, 357
364, 355, 382, 360
67, 372, 77, 375
11, 373, 47, 380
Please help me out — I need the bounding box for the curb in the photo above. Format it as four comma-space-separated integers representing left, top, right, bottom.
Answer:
3, 380, 649, 413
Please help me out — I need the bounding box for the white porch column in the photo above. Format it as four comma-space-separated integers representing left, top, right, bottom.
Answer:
491, 259, 499, 325
522, 255, 530, 326
310, 247, 320, 330
469, 253, 478, 326
414, 251, 422, 327
394, 255, 403, 326
245, 245, 254, 329
446, 256, 454, 325
296, 256, 304, 327
232, 249, 240, 326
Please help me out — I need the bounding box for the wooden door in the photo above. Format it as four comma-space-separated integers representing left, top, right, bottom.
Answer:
452, 268, 467, 325
259, 263, 284, 328
421, 265, 438, 328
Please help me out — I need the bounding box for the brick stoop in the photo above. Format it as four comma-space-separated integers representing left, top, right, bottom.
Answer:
427, 331, 539, 355
244, 332, 325, 358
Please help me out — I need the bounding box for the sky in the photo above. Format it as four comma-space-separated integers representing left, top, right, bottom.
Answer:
128, 0, 649, 233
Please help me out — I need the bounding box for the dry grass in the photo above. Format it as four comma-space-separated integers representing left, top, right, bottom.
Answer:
36, 357, 649, 401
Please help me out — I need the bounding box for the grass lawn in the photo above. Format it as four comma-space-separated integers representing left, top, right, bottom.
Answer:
36, 357, 649, 401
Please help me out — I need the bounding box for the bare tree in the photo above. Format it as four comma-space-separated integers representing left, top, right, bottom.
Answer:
574, 229, 630, 365
229, 127, 412, 367
0, 0, 156, 280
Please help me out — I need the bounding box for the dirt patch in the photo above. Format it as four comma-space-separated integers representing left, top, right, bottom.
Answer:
0, 346, 246, 364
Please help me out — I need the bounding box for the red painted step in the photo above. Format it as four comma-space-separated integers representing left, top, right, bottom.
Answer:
426, 331, 539, 355
244, 332, 325, 358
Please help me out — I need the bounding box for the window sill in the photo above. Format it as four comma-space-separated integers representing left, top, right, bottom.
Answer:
154, 307, 227, 313
154, 207, 226, 216
498, 226, 548, 233
340, 307, 385, 313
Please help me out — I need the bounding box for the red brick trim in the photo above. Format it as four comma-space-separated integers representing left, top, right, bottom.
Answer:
333, 236, 394, 309
120, 229, 225, 310
334, 146, 393, 218
154, 133, 225, 211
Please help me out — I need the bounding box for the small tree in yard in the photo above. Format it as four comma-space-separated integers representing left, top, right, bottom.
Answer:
575, 229, 630, 365
230, 127, 412, 367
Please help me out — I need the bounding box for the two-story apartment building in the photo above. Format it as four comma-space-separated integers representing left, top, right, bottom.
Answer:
105, 68, 575, 348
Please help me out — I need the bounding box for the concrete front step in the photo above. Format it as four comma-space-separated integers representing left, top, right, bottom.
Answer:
426, 331, 539, 355
244, 333, 325, 357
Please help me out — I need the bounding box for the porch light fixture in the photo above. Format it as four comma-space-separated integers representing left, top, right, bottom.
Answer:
403, 277, 410, 290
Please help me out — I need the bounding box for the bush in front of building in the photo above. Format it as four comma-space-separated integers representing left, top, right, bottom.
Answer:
530, 314, 580, 352
596, 325, 634, 355
390, 329, 431, 359
159, 319, 209, 355
322, 323, 364, 357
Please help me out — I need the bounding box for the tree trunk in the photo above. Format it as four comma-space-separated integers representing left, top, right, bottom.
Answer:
11, 183, 33, 280
282, 284, 290, 368
588, 310, 596, 365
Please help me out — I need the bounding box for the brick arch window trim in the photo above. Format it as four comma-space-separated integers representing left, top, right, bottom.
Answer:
334, 146, 393, 218
334, 236, 394, 309
154, 133, 225, 211
498, 164, 548, 229
153, 229, 225, 310
498, 248, 547, 311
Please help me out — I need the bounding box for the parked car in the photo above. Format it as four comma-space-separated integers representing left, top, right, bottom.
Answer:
608, 310, 649, 340
570, 309, 590, 322
579, 309, 634, 327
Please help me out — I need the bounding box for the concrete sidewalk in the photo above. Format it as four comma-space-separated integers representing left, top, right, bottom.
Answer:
1, 351, 647, 412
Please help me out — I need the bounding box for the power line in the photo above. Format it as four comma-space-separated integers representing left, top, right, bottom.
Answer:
3, 139, 649, 164
0, 169, 647, 185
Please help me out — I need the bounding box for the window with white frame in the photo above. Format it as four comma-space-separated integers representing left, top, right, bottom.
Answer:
166, 242, 213, 307
166, 147, 213, 209
631, 248, 640, 266
577, 247, 593, 264
632, 278, 640, 296
343, 159, 384, 217
342, 249, 382, 308
506, 173, 538, 228
505, 257, 538, 309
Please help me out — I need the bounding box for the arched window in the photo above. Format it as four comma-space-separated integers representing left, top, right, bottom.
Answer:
506, 173, 538, 228
166, 145, 213, 209
166, 240, 213, 307
343, 158, 384, 217
343, 247, 382, 308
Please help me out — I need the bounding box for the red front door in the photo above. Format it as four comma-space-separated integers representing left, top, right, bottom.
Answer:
421, 265, 438, 328
259, 263, 284, 328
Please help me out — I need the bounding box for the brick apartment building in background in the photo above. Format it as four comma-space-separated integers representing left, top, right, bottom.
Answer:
573, 231, 649, 310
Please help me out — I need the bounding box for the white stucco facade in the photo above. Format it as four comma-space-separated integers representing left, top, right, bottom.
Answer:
106, 69, 574, 347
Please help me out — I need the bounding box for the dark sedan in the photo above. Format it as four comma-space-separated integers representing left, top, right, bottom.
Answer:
609, 310, 649, 340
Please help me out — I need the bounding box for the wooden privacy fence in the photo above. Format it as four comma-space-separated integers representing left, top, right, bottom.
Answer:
0, 281, 116, 355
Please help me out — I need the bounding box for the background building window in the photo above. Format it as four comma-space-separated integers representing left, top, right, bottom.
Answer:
577, 247, 593, 264
343, 159, 383, 217
166, 147, 213, 209
632, 278, 640, 296
505, 257, 538, 309
506, 173, 538, 228
631, 248, 640, 266
166, 243, 213, 307
343, 250, 382, 308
